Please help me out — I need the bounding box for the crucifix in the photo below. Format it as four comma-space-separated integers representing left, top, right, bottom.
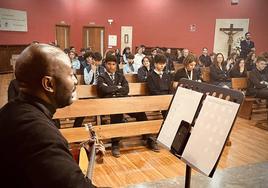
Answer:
220, 24, 243, 56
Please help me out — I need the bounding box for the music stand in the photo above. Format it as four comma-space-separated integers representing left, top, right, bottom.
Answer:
157, 79, 244, 188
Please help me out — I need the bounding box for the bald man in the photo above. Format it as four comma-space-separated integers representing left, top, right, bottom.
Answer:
0, 44, 97, 188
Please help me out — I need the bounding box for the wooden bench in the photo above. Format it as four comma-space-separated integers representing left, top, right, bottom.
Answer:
174, 63, 184, 72
76, 74, 85, 85
76, 83, 149, 99
56, 95, 172, 143
200, 67, 210, 83
231, 77, 267, 120
124, 74, 139, 83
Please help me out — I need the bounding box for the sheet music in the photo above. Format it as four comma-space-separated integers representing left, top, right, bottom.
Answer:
157, 87, 203, 149
181, 96, 239, 176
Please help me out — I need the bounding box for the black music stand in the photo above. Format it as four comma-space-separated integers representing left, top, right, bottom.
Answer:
157, 79, 244, 188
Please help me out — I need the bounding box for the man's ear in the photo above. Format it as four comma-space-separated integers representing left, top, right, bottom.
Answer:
42, 76, 55, 93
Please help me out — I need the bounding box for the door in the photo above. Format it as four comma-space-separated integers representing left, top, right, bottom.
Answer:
83, 26, 104, 55
55, 24, 70, 50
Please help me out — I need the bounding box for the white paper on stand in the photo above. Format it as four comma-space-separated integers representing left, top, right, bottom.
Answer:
157, 87, 203, 149
181, 96, 239, 176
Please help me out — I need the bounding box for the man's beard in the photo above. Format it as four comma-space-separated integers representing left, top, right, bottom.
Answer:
55, 90, 76, 108
54, 82, 77, 108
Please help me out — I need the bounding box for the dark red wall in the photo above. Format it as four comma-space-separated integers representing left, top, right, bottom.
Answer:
0, 0, 267, 54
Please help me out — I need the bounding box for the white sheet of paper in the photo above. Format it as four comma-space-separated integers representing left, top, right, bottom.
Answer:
108, 35, 117, 46
181, 96, 239, 176
157, 87, 203, 149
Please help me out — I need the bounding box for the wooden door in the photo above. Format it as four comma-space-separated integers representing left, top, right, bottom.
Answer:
83, 26, 105, 55
55, 24, 70, 50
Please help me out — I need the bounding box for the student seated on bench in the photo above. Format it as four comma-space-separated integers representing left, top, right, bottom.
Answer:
97, 54, 159, 158
210, 53, 231, 88
229, 58, 247, 78
123, 53, 138, 74
73, 52, 106, 128
246, 56, 268, 99
137, 56, 152, 82
147, 53, 172, 118
174, 53, 201, 82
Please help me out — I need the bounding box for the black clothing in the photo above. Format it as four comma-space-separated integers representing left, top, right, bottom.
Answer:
246, 68, 268, 99
147, 71, 171, 118
209, 64, 231, 85
97, 71, 129, 98
137, 66, 151, 82
110, 113, 147, 125
115, 53, 121, 65
77, 60, 88, 75
147, 71, 172, 95
0, 93, 95, 188
245, 59, 255, 71
8, 79, 20, 101
199, 55, 212, 67
164, 54, 175, 74
97, 71, 147, 145
78, 55, 85, 63
229, 68, 247, 78
174, 68, 200, 82
240, 40, 255, 58
177, 56, 185, 64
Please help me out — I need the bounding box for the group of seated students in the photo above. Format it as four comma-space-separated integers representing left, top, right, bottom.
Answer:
65, 43, 268, 105
66, 45, 267, 89
8, 43, 268, 158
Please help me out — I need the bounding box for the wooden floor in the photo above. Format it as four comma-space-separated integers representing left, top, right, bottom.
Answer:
92, 117, 268, 187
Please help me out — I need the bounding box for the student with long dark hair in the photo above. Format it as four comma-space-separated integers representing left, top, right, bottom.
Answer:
210, 53, 231, 88
229, 58, 247, 78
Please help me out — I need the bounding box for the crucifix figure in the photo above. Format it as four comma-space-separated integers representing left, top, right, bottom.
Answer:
220, 24, 243, 56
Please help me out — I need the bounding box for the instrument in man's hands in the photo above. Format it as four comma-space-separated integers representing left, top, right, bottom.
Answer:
78, 123, 105, 179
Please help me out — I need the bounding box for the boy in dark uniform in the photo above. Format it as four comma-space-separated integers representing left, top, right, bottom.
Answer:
97, 55, 159, 157
246, 56, 268, 99
147, 54, 172, 118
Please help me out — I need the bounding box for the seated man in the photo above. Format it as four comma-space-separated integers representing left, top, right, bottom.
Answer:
97, 55, 159, 158
246, 56, 268, 99
0, 44, 102, 188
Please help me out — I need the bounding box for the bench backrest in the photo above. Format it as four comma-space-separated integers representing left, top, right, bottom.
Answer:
200, 67, 210, 83
76, 74, 85, 85
54, 95, 172, 119
76, 83, 149, 99
174, 63, 184, 72
58, 95, 172, 142
231, 77, 247, 90
124, 74, 139, 83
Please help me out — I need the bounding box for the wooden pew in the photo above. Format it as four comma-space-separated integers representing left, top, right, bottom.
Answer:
231, 78, 253, 119
174, 63, 184, 72
57, 95, 173, 143
76, 85, 98, 99
231, 77, 267, 121
76, 74, 84, 85
76, 83, 149, 99
124, 74, 139, 83
200, 67, 210, 83
61, 120, 163, 142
